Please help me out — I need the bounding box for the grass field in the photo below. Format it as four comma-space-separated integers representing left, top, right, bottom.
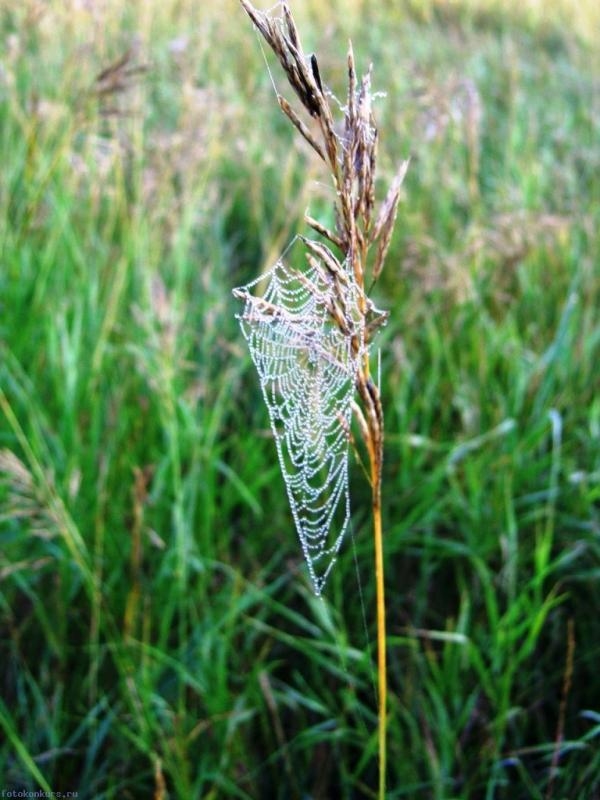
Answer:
1, 0, 600, 797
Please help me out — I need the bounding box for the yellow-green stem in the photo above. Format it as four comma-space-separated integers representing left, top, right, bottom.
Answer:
360, 364, 387, 799
373, 468, 386, 799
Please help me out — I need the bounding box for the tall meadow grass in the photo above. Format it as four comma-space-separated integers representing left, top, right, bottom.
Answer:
1, 0, 599, 797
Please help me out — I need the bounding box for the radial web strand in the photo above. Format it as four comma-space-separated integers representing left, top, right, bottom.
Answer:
234, 238, 364, 594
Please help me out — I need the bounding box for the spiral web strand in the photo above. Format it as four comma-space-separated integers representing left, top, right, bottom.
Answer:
234, 239, 363, 594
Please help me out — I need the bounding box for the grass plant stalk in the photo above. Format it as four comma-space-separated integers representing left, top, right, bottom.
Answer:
372, 447, 387, 799
238, 3, 408, 795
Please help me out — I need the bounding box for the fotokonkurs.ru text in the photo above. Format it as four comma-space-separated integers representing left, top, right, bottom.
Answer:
0, 793, 78, 798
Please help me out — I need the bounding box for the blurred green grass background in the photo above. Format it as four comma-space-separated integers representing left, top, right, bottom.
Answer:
1, 0, 599, 797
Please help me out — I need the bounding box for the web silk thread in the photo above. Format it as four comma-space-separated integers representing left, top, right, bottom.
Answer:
234, 239, 365, 594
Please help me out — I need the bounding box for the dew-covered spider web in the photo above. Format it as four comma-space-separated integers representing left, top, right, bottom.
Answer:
234, 237, 365, 595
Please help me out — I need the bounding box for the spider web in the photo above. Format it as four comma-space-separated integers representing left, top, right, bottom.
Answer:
234, 238, 364, 595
